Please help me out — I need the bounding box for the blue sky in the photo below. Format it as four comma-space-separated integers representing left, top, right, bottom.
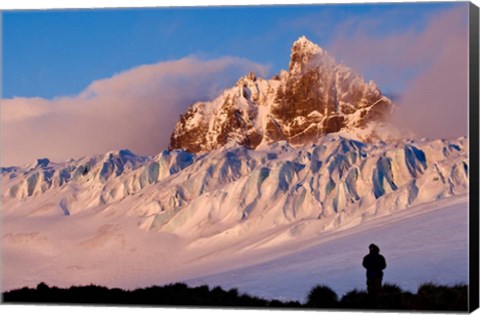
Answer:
1, 2, 469, 166
2, 2, 464, 98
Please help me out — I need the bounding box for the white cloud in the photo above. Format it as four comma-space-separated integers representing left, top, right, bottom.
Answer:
1, 56, 268, 166
326, 6, 469, 139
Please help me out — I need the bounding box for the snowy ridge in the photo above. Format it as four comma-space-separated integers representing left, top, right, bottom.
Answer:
2, 149, 195, 215
2, 136, 468, 240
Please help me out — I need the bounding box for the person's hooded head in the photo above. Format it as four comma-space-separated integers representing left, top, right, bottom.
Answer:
369, 243, 380, 254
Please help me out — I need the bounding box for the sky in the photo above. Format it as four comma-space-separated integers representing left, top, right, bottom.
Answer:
1, 1, 470, 166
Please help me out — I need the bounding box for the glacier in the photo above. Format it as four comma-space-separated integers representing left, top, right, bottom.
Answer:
1, 134, 469, 296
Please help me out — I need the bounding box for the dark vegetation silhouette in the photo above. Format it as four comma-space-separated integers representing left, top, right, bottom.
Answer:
306, 285, 338, 308
2, 281, 467, 311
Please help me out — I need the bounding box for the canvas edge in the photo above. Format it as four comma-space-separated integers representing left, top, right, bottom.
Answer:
469, 1, 480, 313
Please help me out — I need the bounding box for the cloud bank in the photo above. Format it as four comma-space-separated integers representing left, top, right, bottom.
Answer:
2, 6, 469, 166
327, 6, 469, 139
1, 57, 268, 166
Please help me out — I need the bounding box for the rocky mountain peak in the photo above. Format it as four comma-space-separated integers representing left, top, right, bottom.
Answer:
291, 36, 323, 55
169, 37, 394, 154
289, 36, 331, 74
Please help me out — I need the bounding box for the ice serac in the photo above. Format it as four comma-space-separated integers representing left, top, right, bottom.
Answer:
1, 134, 469, 291
169, 36, 393, 153
2, 136, 468, 237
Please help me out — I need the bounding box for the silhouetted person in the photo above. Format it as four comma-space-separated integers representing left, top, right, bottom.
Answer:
362, 243, 386, 295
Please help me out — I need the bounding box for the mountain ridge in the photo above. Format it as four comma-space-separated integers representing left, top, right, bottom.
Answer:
170, 36, 394, 154
2, 135, 468, 238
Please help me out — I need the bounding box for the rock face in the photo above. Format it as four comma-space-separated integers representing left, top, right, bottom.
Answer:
170, 36, 393, 153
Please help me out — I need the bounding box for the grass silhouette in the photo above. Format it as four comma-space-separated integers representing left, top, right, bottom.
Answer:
2, 281, 468, 311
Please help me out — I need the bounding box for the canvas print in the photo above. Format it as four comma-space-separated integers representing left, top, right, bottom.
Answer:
1, 1, 478, 312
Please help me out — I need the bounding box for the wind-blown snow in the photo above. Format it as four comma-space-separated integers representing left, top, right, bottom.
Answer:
169, 37, 397, 154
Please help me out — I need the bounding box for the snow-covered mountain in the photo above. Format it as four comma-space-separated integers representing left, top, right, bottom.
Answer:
1, 36, 469, 293
1, 134, 469, 292
2, 135, 468, 239
170, 36, 394, 153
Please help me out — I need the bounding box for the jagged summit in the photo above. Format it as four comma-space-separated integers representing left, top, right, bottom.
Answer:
289, 36, 332, 75
170, 37, 394, 154
293, 35, 317, 47
291, 36, 324, 56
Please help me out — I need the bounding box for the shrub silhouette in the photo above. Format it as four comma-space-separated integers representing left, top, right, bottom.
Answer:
376, 283, 413, 310
306, 285, 338, 308
36, 282, 49, 291
416, 283, 468, 311
2, 281, 468, 311
340, 289, 374, 309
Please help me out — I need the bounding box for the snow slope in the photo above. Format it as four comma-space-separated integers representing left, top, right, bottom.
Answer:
186, 195, 468, 302
2, 192, 468, 301
1, 134, 469, 296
